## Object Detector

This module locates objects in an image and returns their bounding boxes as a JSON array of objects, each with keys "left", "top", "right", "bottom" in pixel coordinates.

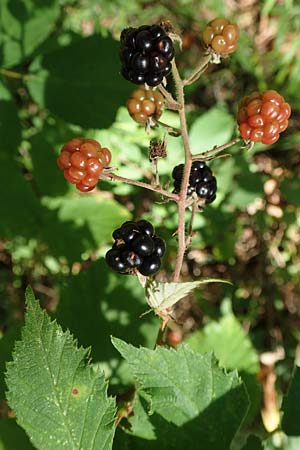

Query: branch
[
  {"left": 0, "top": 68, "right": 33, "bottom": 81},
  {"left": 157, "top": 83, "right": 179, "bottom": 109},
  {"left": 191, "top": 137, "right": 242, "bottom": 160},
  {"left": 100, "top": 171, "right": 179, "bottom": 201},
  {"left": 183, "top": 54, "right": 211, "bottom": 86},
  {"left": 154, "top": 119, "right": 181, "bottom": 136},
  {"left": 171, "top": 60, "right": 193, "bottom": 283}
]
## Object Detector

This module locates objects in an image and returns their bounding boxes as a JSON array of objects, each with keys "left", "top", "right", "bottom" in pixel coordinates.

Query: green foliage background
[{"left": 0, "top": 0, "right": 300, "bottom": 449}]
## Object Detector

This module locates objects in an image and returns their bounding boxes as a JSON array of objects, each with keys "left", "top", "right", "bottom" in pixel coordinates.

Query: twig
[
  {"left": 183, "top": 54, "right": 211, "bottom": 86},
  {"left": 158, "top": 83, "right": 179, "bottom": 108},
  {"left": 185, "top": 199, "right": 198, "bottom": 247},
  {"left": 151, "top": 159, "right": 160, "bottom": 186},
  {"left": 100, "top": 171, "right": 178, "bottom": 201},
  {"left": 0, "top": 68, "right": 33, "bottom": 81},
  {"left": 154, "top": 315, "right": 170, "bottom": 348},
  {"left": 154, "top": 119, "right": 181, "bottom": 136},
  {"left": 191, "top": 137, "right": 242, "bottom": 160}
]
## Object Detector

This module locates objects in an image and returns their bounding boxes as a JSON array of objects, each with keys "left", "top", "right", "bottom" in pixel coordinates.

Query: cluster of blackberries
[
  {"left": 106, "top": 220, "right": 166, "bottom": 276},
  {"left": 120, "top": 24, "right": 175, "bottom": 87},
  {"left": 172, "top": 161, "right": 217, "bottom": 204}
]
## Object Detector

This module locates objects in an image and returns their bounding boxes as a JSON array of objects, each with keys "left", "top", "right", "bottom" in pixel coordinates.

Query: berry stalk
[
  {"left": 100, "top": 171, "right": 179, "bottom": 201},
  {"left": 191, "top": 137, "right": 242, "bottom": 160},
  {"left": 183, "top": 53, "right": 211, "bottom": 86}
]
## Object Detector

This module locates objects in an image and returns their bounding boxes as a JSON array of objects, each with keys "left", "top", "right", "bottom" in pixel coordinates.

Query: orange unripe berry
[
  {"left": 57, "top": 138, "right": 112, "bottom": 192},
  {"left": 237, "top": 90, "right": 291, "bottom": 145},
  {"left": 127, "top": 87, "right": 164, "bottom": 124}
]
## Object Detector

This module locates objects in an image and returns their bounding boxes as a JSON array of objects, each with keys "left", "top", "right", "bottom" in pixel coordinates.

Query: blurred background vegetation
[{"left": 0, "top": 0, "right": 300, "bottom": 449}]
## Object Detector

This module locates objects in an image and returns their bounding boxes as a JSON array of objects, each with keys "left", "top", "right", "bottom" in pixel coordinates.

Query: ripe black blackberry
[
  {"left": 172, "top": 161, "right": 217, "bottom": 204},
  {"left": 120, "top": 24, "right": 175, "bottom": 87},
  {"left": 106, "top": 220, "right": 166, "bottom": 276}
]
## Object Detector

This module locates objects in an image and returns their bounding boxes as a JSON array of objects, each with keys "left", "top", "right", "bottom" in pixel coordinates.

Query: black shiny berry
[
  {"left": 145, "top": 72, "right": 164, "bottom": 87},
  {"left": 112, "top": 228, "right": 122, "bottom": 240},
  {"left": 157, "top": 37, "right": 174, "bottom": 59},
  {"left": 151, "top": 52, "right": 168, "bottom": 72},
  {"left": 136, "top": 30, "right": 153, "bottom": 51},
  {"left": 172, "top": 160, "right": 217, "bottom": 204},
  {"left": 132, "top": 235, "right": 155, "bottom": 257},
  {"left": 120, "top": 24, "right": 175, "bottom": 87},
  {"left": 139, "top": 255, "right": 161, "bottom": 276},
  {"left": 131, "top": 53, "right": 149, "bottom": 73},
  {"left": 121, "top": 228, "right": 140, "bottom": 245},
  {"left": 129, "top": 71, "right": 145, "bottom": 84},
  {"left": 107, "top": 219, "right": 165, "bottom": 276},
  {"left": 172, "top": 164, "right": 184, "bottom": 180},
  {"left": 105, "top": 249, "right": 128, "bottom": 274},
  {"left": 150, "top": 25, "right": 165, "bottom": 39},
  {"left": 121, "top": 250, "right": 143, "bottom": 268},
  {"left": 153, "top": 237, "right": 166, "bottom": 257},
  {"left": 136, "top": 220, "right": 154, "bottom": 237}
]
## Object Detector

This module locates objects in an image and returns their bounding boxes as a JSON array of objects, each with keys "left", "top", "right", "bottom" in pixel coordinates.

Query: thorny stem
[
  {"left": 171, "top": 59, "right": 193, "bottom": 283},
  {"left": 100, "top": 171, "right": 179, "bottom": 201},
  {"left": 183, "top": 54, "right": 211, "bottom": 86},
  {"left": 192, "top": 137, "right": 242, "bottom": 160}
]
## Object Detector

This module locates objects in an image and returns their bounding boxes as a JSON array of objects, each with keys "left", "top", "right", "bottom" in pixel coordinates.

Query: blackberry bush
[{"left": 4, "top": 11, "right": 294, "bottom": 450}]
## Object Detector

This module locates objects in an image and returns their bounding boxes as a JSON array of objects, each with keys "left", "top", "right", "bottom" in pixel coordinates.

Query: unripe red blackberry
[
  {"left": 203, "top": 18, "right": 239, "bottom": 56},
  {"left": 57, "top": 138, "right": 111, "bottom": 192},
  {"left": 106, "top": 220, "right": 165, "bottom": 276},
  {"left": 127, "top": 87, "right": 164, "bottom": 124},
  {"left": 120, "top": 24, "right": 175, "bottom": 87},
  {"left": 237, "top": 90, "right": 291, "bottom": 145}
]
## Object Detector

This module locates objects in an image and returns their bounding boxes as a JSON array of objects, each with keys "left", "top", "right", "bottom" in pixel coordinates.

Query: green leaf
[
  {"left": 0, "top": 0, "right": 60, "bottom": 67},
  {"left": 189, "top": 107, "right": 235, "bottom": 154},
  {"left": 241, "top": 435, "right": 263, "bottom": 450},
  {"left": 6, "top": 287, "right": 116, "bottom": 450},
  {"left": 281, "top": 178, "right": 300, "bottom": 206},
  {"left": 125, "top": 395, "right": 156, "bottom": 440},
  {"left": 145, "top": 278, "right": 231, "bottom": 313},
  {"left": 55, "top": 260, "right": 158, "bottom": 381},
  {"left": 0, "top": 159, "right": 42, "bottom": 240},
  {"left": 43, "top": 195, "right": 130, "bottom": 249},
  {"left": 186, "top": 314, "right": 259, "bottom": 374},
  {"left": 0, "top": 100, "right": 43, "bottom": 240},
  {"left": 0, "top": 418, "right": 35, "bottom": 450},
  {"left": 282, "top": 366, "right": 300, "bottom": 436},
  {"left": 0, "top": 326, "right": 21, "bottom": 401},
  {"left": 30, "top": 132, "right": 69, "bottom": 197},
  {"left": 112, "top": 338, "right": 249, "bottom": 449},
  {"left": 0, "top": 100, "right": 21, "bottom": 153},
  {"left": 27, "top": 35, "right": 131, "bottom": 128},
  {"left": 186, "top": 314, "right": 261, "bottom": 424}
]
